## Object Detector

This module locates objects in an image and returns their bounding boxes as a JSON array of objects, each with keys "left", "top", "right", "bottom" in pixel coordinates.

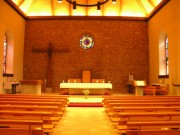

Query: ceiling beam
[
  {"left": 148, "top": 0, "right": 156, "bottom": 7},
  {"left": 26, "top": 0, "right": 37, "bottom": 15},
  {"left": 136, "top": 0, "right": 148, "bottom": 16},
  {"left": 17, "top": 0, "right": 25, "bottom": 7},
  {"left": 119, "top": 0, "right": 123, "bottom": 16},
  {"left": 50, "top": 0, "right": 55, "bottom": 16}
]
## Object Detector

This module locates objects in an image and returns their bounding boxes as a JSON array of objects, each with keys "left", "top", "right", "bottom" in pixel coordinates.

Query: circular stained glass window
[{"left": 80, "top": 35, "right": 94, "bottom": 49}]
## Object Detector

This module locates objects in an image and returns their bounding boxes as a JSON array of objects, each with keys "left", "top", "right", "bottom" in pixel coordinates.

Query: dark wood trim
[
  {"left": 3, "top": 73, "right": 14, "bottom": 77},
  {"left": 4, "top": 0, "right": 27, "bottom": 20},
  {"left": 27, "top": 16, "right": 147, "bottom": 21},
  {"left": 147, "top": 0, "right": 171, "bottom": 20},
  {"left": 158, "top": 75, "right": 169, "bottom": 78}
]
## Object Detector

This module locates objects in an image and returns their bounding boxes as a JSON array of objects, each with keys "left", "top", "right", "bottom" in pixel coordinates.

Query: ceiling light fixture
[
  {"left": 97, "top": 2, "right": 101, "bottom": 10},
  {"left": 58, "top": 0, "right": 62, "bottom": 3},
  {"left": 73, "top": 1, "right": 76, "bottom": 10},
  {"left": 60, "top": 0, "right": 110, "bottom": 10},
  {"left": 112, "top": 0, "right": 116, "bottom": 4}
]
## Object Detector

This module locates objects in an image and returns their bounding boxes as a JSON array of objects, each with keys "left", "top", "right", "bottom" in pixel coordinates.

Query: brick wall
[{"left": 24, "top": 19, "right": 149, "bottom": 94}]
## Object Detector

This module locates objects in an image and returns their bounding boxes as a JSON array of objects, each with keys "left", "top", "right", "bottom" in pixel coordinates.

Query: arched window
[
  {"left": 3, "top": 31, "right": 14, "bottom": 77},
  {"left": 3, "top": 35, "right": 8, "bottom": 74},
  {"left": 159, "top": 33, "right": 169, "bottom": 78}
]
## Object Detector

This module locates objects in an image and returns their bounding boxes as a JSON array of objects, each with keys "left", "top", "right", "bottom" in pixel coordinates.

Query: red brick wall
[{"left": 24, "top": 19, "right": 149, "bottom": 94}]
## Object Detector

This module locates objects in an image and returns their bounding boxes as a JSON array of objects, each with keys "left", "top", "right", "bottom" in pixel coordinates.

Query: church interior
[{"left": 1, "top": 0, "right": 180, "bottom": 135}]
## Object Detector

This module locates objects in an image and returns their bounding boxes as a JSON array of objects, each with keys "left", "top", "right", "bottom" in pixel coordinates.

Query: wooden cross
[{"left": 32, "top": 42, "right": 69, "bottom": 88}]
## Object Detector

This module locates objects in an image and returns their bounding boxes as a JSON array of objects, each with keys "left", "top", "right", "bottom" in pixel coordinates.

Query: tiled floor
[{"left": 50, "top": 97, "right": 119, "bottom": 135}]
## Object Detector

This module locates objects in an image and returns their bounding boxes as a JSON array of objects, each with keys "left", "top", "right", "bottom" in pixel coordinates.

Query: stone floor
[{"left": 50, "top": 96, "right": 119, "bottom": 135}]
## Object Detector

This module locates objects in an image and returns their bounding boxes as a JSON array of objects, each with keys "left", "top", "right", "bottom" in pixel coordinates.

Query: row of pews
[
  {"left": 0, "top": 94, "right": 69, "bottom": 135},
  {"left": 102, "top": 95, "right": 180, "bottom": 135}
]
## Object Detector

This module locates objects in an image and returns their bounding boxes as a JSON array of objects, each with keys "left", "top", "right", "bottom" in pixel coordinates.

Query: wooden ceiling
[{"left": 5, "top": 0, "right": 170, "bottom": 20}]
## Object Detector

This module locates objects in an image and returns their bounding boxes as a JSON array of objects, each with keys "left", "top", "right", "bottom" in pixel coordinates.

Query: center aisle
[{"left": 51, "top": 107, "right": 119, "bottom": 135}]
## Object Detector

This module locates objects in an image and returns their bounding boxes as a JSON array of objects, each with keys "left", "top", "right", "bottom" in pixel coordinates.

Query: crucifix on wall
[{"left": 32, "top": 42, "right": 69, "bottom": 89}]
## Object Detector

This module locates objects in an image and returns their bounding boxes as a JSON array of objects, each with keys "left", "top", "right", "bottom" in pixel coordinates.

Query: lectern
[{"left": 134, "top": 80, "right": 146, "bottom": 96}]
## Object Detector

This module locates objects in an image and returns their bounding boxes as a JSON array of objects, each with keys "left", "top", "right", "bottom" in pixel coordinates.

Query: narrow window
[
  {"left": 165, "top": 37, "right": 169, "bottom": 75},
  {"left": 3, "top": 35, "right": 8, "bottom": 74},
  {"left": 3, "top": 32, "right": 14, "bottom": 77},
  {"left": 159, "top": 33, "right": 169, "bottom": 78}
]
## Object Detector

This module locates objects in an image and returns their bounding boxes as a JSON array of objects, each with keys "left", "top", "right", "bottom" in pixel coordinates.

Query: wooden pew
[
  {"left": 127, "top": 130, "right": 180, "bottom": 135},
  {"left": 0, "top": 94, "right": 69, "bottom": 113},
  {"left": 108, "top": 106, "right": 180, "bottom": 116},
  {"left": 103, "top": 96, "right": 180, "bottom": 105},
  {"left": 104, "top": 97, "right": 180, "bottom": 117},
  {"left": 104, "top": 99, "right": 180, "bottom": 108},
  {"left": 126, "top": 121, "right": 180, "bottom": 135},
  {"left": 0, "top": 96, "right": 67, "bottom": 101},
  {"left": 113, "top": 112, "right": 180, "bottom": 127},
  {"left": 106, "top": 102, "right": 180, "bottom": 112},
  {"left": 0, "top": 100, "right": 66, "bottom": 118},
  {"left": 0, "top": 98, "right": 67, "bottom": 110},
  {"left": 0, "top": 94, "right": 69, "bottom": 102},
  {"left": 103, "top": 96, "right": 180, "bottom": 134},
  {"left": 0, "top": 104, "right": 60, "bottom": 113},
  {"left": 0, "top": 94, "right": 68, "bottom": 97},
  {"left": 0, "top": 119, "right": 43, "bottom": 135},
  {"left": 0, "top": 94, "right": 69, "bottom": 134},
  {"left": 0, "top": 110, "right": 59, "bottom": 133},
  {"left": 0, "top": 100, "right": 64, "bottom": 108},
  {"left": 102, "top": 96, "right": 180, "bottom": 103}
]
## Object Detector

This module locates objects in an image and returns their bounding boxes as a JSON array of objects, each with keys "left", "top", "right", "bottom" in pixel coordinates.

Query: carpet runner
[{"left": 68, "top": 102, "right": 103, "bottom": 107}]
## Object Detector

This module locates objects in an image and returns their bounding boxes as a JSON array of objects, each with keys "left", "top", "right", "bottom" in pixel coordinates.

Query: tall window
[
  {"left": 3, "top": 32, "right": 14, "bottom": 77},
  {"left": 3, "top": 35, "right": 8, "bottom": 74},
  {"left": 159, "top": 33, "right": 169, "bottom": 78},
  {"left": 165, "top": 37, "right": 169, "bottom": 75}
]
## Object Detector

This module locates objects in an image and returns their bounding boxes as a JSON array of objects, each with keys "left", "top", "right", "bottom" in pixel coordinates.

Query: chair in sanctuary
[{"left": 143, "top": 86, "right": 157, "bottom": 96}]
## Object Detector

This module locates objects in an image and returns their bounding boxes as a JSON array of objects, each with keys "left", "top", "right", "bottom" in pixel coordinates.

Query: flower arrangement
[{"left": 82, "top": 89, "right": 91, "bottom": 98}]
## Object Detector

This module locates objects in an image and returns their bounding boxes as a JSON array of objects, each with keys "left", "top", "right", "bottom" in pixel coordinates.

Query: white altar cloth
[{"left": 60, "top": 83, "right": 112, "bottom": 89}]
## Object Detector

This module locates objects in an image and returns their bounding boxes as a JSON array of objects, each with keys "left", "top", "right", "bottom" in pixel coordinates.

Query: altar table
[{"left": 60, "top": 83, "right": 112, "bottom": 95}]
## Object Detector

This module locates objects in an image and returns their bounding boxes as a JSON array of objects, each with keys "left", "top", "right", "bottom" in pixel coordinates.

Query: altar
[
  {"left": 60, "top": 83, "right": 112, "bottom": 95},
  {"left": 20, "top": 80, "right": 43, "bottom": 95}
]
